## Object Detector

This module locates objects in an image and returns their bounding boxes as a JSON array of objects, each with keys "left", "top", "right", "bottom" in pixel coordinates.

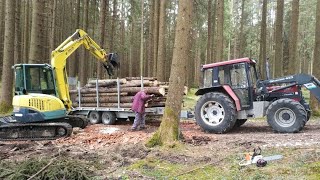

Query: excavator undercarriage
[{"left": 0, "top": 115, "right": 88, "bottom": 141}]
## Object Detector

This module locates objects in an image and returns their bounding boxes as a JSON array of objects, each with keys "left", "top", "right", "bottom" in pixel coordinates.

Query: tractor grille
[{"left": 29, "top": 98, "right": 47, "bottom": 111}]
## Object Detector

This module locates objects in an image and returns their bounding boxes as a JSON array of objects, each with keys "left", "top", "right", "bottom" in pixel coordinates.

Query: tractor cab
[
  {"left": 196, "top": 58, "right": 258, "bottom": 110},
  {"left": 14, "top": 64, "right": 57, "bottom": 96}
]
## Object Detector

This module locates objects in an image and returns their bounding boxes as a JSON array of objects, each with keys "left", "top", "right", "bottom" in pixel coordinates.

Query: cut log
[
  {"left": 76, "top": 96, "right": 134, "bottom": 103},
  {"left": 80, "top": 92, "right": 128, "bottom": 97},
  {"left": 70, "top": 86, "right": 166, "bottom": 96},
  {"left": 125, "top": 77, "right": 157, "bottom": 81},
  {"left": 121, "top": 80, "right": 159, "bottom": 87},
  {"left": 73, "top": 103, "right": 132, "bottom": 108},
  {"left": 86, "top": 78, "right": 127, "bottom": 87}
]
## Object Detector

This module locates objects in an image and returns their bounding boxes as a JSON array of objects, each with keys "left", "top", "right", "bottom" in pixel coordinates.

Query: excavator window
[{"left": 24, "top": 66, "right": 56, "bottom": 95}]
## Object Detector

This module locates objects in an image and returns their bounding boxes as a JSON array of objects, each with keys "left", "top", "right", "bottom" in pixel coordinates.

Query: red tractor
[{"left": 195, "top": 58, "right": 320, "bottom": 133}]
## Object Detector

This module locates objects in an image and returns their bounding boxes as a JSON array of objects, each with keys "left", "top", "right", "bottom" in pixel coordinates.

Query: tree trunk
[
  {"left": 156, "top": 0, "right": 167, "bottom": 81},
  {"left": 23, "top": 0, "right": 30, "bottom": 64},
  {"left": 0, "top": 0, "right": 5, "bottom": 74},
  {"left": 210, "top": 0, "right": 216, "bottom": 63},
  {"left": 97, "top": 0, "right": 107, "bottom": 79},
  {"left": 0, "top": 0, "right": 15, "bottom": 111},
  {"left": 207, "top": 0, "right": 212, "bottom": 63},
  {"left": 147, "top": 0, "right": 193, "bottom": 147},
  {"left": 311, "top": 0, "right": 320, "bottom": 113},
  {"left": 215, "top": 0, "right": 224, "bottom": 62},
  {"left": 152, "top": 0, "right": 160, "bottom": 76},
  {"left": 288, "top": 0, "right": 299, "bottom": 75},
  {"left": 147, "top": 0, "right": 155, "bottom": 77},
  {"left": 68, "top": 0, "right": 80, "bottom": 78},
  {"left": 29, "top": 0, "right": 46, "bottom": 63},
  {"left": 14, "top": 0, "right": 22, "bottom": 64},
  {"left": 239, "top": 0, "right": 246, "bottom": 58},
  {"left": 79, "top": 0, "right": 89, "bottom": 86},
  {"left": 274, "top": 0, "right": 284, "bottom": 78},
  {"left": 259, "top": 0, "right": 267, "bottom": 79}
]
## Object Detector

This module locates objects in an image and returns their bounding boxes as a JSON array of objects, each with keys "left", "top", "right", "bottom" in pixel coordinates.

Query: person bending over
[{"left": 130, "top": 89, "right": 154, "bottom": 131}]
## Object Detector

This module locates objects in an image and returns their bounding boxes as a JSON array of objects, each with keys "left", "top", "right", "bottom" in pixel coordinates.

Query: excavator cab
[{"left": 14, "top": 64, "right": 57, "bottom": 96}]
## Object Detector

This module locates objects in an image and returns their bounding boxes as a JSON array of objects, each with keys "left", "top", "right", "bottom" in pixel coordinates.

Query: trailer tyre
[
  {"left": 88, "top": 111, "right": 102, "bottom": 124},
  {"left": 195, "top": 92, "right": 237, "bottom": 133},
  {"left": 101, "top": 112, "right": 116, "bottom": 125},
  {"left": 267, "top": 98, "right": 307, "bottom": 133}
]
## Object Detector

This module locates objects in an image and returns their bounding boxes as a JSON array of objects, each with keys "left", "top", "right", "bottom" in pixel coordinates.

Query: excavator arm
[{"left": 51, "top": 29, "right": 118, "bottom": 111}]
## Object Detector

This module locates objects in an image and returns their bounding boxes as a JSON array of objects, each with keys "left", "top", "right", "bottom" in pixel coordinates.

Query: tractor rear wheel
[
  {"left": 195, "top": 92, "right": 237, "bottom": 133},
  {"left": 266, "top": 98, "right": 307, "bottom": 133}
]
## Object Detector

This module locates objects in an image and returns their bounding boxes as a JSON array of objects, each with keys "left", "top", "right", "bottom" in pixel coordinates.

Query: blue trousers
[{"left": 132, "top": 112, "right": 146, "bottom": 129}]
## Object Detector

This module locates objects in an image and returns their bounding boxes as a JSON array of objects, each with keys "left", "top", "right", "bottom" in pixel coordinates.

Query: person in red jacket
[{"left": 130, "top": 89, "right": 154, "bottom": 131}]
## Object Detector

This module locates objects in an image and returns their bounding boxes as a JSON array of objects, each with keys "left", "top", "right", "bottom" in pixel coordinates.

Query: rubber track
[{"left": 0, "top": 122, "right": 72, "bottom": 141}]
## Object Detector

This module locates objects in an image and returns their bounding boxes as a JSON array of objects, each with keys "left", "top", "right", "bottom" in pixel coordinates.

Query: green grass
[
  {"left": 182, "top": 88, "right": 199, "bottom": 110},
  {"left": 126, "top": 148, "right": 320, "bottom": 179}
]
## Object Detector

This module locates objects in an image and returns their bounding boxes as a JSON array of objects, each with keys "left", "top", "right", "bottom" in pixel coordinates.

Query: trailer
[{"left": 69, "top": 78, "right": 166, "bottom": 125}]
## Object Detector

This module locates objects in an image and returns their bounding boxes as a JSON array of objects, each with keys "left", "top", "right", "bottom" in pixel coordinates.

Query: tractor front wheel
[
  {"left": 195, "top": 92, "right": 237, "bottom": 133},
  {"left": 266, "top": 98, "right": 307, "bottom": 133}
]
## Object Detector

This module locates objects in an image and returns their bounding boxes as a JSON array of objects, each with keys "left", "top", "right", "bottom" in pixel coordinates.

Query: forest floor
[{"left": 1, "top": 118, "right": 320, "bottom": 179}]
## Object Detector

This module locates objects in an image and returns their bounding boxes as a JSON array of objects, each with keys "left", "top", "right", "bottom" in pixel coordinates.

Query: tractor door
[{"left": 219, "top": 63, "right": 253, "bottom": 109}]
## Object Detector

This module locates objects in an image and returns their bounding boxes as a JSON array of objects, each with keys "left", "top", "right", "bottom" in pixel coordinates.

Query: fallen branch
[
  {"left": 174, "top": 158, "right": 225, "bottom": 177},
  {"left": 27, "top": 158, "right": 55, "bottom": 180}
]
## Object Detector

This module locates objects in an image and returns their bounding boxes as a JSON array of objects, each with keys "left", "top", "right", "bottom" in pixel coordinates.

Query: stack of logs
[{"left": 70, "top": 77, "right": 183, "bottom": 108}]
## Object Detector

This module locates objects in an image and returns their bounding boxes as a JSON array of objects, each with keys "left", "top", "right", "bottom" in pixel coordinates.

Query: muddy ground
[{"left": 1, "top": 118, "right": 320, "bottom": 179}]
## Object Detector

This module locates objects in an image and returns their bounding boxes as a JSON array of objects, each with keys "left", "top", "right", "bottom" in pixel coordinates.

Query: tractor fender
[{"left": 195, "top": 85, "right": 241, "bottom": 111}]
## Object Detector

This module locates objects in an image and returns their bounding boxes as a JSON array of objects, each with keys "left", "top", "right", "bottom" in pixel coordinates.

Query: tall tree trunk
[
  {"left": 210, "top": 0, "right": 217, "bottom": 63},
  {"left": 207, "top": 0, "right": 212, "bottom": 63},
  {"left": 68, "top": 0, "right": 80, "bottom": 78},
  {"left": 0, "top": 0, "right": 6, "bottom": 74},
  {"left": 152, "top": 0, "right": 160, "bottom": 76},
  {"left": 49, "top": 0, "right": 57, "bottom": 53},
  {"left": 14, "top": 0, "right": 22, "bottom": 64},
  {"left": 147, "top": 0, "right": 193, "bottom": 147},
  {"left": 215, "top": 0, "right": 224, "bottom": 62},
  {"left": 97, "top": 0, "right": 107, "bottom": 79},
  {"left": 147, "top": 0, "right": 155, "bottom": 77},
  {"left": 23, "top": 0, "right": 30, "bottom": 63},
  {"left": 110, "top": 0, "right": 117, "bottom": 52},
  {"left": 274, "top": 0, "right": 284, "bottom": 78},
  {"left": 29, "top": 0, "right": 46, "bottom": 63},
  {"left": 239, "top": 0, "right": 246, "bottom": 58},
  {"left": 259, "top": 0, "right": 267, "bottom": 79},
  {"left": 80, "top": 0, "right": 89, "bottom": 86},
  {"left": 311, "top": 0, "right": 320, "bottom": 113},
  {"left": 288, "top": 0, "right": 299, "bottom": 75},
  {"left": 0, "top": 0, "right": 15, "bottom": 110},
  {"left": 156, "top": 0, "right": 166, "bottom": 81}
]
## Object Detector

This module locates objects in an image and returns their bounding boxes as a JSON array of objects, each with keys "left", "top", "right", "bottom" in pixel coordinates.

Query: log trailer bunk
[
  {"left": 195, "top": 58, "right": 320, "bottom": 133},
  {"left": 0, "top": 29, "right": 119, "bottom": 140}
]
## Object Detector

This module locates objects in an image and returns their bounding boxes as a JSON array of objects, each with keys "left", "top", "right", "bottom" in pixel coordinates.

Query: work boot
[
  {"left": 139, "top": 126, "right": 146, "bottom": 130},
  {"left": 128, "top": 127, "right": 138, "bottom": 132}
]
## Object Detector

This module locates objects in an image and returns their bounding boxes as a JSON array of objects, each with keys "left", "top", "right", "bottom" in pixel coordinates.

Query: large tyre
[
  {"left": 234, "top": 119, "right": 247, "bottom": 128},
  {"left": 88, "top": 111, "right": 101, "bottom": 124},
  {"left": 195, "top": 92, "right": 237, "bottom": 133},
  {"left": 266, "top": 98, "right": 307, "bottom": 133},
  {"left": 101, "top": 111, "right": 116, "bottom": 125}
]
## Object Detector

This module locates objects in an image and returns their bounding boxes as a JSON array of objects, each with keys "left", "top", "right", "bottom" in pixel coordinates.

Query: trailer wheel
[
  {"left": 195, "top": 92, "right": 237, "bottom": 133},
  {"left": 88, "top": 111, "right": 101, "bottom": 124},
  {"left": 101, "top": 112, "right": 116, "bottom": 125},
  {"left": 234, "top": 119, "right": 247, "bottom": 128},
  {"left": 267, "top": 98, "right": 307, "bottom": 133}
]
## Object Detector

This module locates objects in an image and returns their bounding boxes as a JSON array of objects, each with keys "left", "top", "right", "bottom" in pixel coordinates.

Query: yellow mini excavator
[{"left": 0, "top": 29, "right": 119, "bottom": 140}]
